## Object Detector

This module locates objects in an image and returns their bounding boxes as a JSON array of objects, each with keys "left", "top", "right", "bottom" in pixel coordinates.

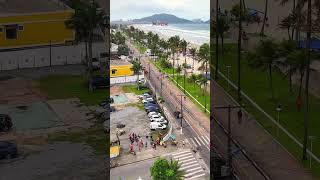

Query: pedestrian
[
  {"left": 182, "top": 140, "right": 185, "bottom": 147},
  {"left": 138, "top": 141, "right": 142, "bottom": 152},
  {"left": 140, "top": 139, "right": 144, "bottom": 146},
  {"left": 129, "top": 143, "right": 134, "bottom": 153},
  {"left": 145, "top": 141, "right": 148, "bottom": 148}
]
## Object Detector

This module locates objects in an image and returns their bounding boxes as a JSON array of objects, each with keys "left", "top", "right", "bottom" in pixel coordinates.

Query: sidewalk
[{"left": 211, "top": 80, "right": 314, "bottom": 180}]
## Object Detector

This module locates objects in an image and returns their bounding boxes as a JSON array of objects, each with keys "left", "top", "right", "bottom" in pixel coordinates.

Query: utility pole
[
  {"left": 49, "top": 40, "right": 52, "bottom": 67},
  {"left": 303, "top": 0, "right": 312, "bottom": 160},
  {"left": 214, "top": 105, "right": 243, "bottom": 175},
  {"left": 177, "top": 94, "right": 186, "bottom": 134},
  {"left": 215, "top": 0, "right": 219, "bottom": 80},
  {"left": 237, "top": 0, "right": 242, "bottom": 102}
]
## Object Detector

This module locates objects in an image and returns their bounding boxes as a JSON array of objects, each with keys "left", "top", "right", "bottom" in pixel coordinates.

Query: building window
[
  {"left": 5, "top": 25, "right": 17, "bottom": 39},
  {"left": 18, "top": 25, "right": 24, "bottom": 31},
  {"left": 112, "top": 69, "right": 117, "bottom": 74}
]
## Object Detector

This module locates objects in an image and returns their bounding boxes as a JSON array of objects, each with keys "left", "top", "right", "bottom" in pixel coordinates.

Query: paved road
[{"left": 110, "top": 149, "right": 209, "bottom": 180}]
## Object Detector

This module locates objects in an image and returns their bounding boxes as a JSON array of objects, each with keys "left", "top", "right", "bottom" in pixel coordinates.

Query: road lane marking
[
  {"left": 171, "top": 150, "right": 191, "bottom": 156},
  {"left": 193, "top": 137, "right": 201, "bottom": 146},
  {"left": 180, "top": 164, "right": 199, "bottom": 170},
  {"left": 189, "top": 138, "right": 198, "bottom": 147},
  {"left": 197, "top": 136, "right": 205, "bottom": 146},
  {"left": 184, "top": 173, "right": 206, "bottom": 180},
  {"left": 173, "top": 152, "right": 193, "bottom": 159},
  {"left": 201, "top": 136, "right": 209, "bottom": 145}
]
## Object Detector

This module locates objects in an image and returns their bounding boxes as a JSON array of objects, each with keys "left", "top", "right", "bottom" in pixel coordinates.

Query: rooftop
[
  {"left": 0, "top": 0, "right": 71, "bottom": 16},
  {"left": 111, "top": 60, "right": 132, "bottom": 66}
]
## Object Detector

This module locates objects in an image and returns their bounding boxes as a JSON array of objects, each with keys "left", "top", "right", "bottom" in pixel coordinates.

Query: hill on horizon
[{"left": 130, "top": 13, "right": 194, "bottom": 24}]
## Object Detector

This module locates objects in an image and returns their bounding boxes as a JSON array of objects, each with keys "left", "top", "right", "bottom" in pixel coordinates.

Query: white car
[
  {"left": 138, "top": 78, "right": 145, "bottom": 83},
  {"left": 142, "top": 97, "right": 154, "bottom": 104},
  {"left": 150, "top": 114, "right": 164, "bottom": 120},
  {"left": 150, "top": 122, "right": 167, "bottom": 130},
  {"left": 148, "top": 112, "right": 161, "bottom": 118}
]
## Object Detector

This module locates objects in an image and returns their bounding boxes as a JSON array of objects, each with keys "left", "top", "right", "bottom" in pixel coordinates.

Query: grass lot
[
  {"left": 122, "top": 84, "right": 150, "bottom": 95},
  {"left": 38, "top": 75, "right": 108, "bottom": 105},
  {"left": 215, "top": 44, "right": 320, "bottom": 177}
]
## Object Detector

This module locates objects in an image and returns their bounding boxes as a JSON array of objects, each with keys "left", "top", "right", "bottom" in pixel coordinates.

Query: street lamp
[
  {"left": 226, "top": 65, "right": 232, "bottom": 92},
  {"left": 276, "top": 104, "right": 282, "bottom": 136},
  {"left": 177, "top": 94, "right": 186, "bottom": 134},
  {"left": 214, "top": 104, "right": 244, "bottom": 175},
  {"left": 308, "top": 136, "right": 317, "bottom": 168}
]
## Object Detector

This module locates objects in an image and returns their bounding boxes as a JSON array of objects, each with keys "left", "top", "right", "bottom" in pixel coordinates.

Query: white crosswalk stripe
[
  {"left": 170, "top": 150, "right": 206, "bottom": 180},
  {"left": 185, "top": 136, "right": 210, "bottom": 149}
]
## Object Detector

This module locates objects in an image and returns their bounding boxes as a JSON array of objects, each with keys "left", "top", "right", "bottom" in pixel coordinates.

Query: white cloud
[{"left": 111, "top": 0, "right": 209, "bottom": 21}]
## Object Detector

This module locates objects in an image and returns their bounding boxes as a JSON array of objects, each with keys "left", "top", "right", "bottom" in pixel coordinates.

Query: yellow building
[
  {"left": 110, "top": 60, "right": 134, "bottom": 77},
  {"left": 0, "top": 0, "right": 75, "bottom": 50}
]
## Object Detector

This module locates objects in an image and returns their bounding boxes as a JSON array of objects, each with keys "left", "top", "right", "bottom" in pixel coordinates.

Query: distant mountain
[
  {"left": 191, "top": 19, "right": 204, "bottom": 23},
  {"left": 131, "top": 13, "right": 193, "bottom": 24},
  {"left": 205, "top": 20, "right": 210, "bottom": 23}
]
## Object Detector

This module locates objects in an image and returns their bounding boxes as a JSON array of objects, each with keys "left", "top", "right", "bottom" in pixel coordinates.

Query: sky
[{"left": 110, "top": 0, "right": 210, "bottom": 21}]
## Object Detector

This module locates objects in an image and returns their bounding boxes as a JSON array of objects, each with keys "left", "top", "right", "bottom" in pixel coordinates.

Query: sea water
[{"left": 134, "top": 23, "right": 210, "bottom": 45}]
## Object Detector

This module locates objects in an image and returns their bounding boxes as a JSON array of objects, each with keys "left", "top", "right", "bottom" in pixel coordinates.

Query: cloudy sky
[{"left": 111, "top": 0, "right": 210, "bottom": 21}]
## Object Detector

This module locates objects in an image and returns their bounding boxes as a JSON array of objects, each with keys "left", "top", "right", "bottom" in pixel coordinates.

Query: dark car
[
  {"left": 0, "top": 141, "right": 17, "bottom": 159},
  {"left": 0, "top": 114, "right": 13, "bottom": 132},
  {"left": 89, "top": 76, "right": 109, "bottom": 90},
  {"left": 145, "top": 106, "right": 159, "bottom": 113},
  {"left": 144, "top": 103, "right": 159, "bottom": 108}
]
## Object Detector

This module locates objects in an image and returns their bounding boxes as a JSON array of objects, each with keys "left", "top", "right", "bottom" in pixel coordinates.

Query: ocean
[{"left": 133, "top": 23, "right": 210, "bottom": 45}]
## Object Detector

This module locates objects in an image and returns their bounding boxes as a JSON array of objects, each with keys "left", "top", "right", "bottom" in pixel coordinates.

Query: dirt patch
[
  {"left": 110, "top": 85, "right": 124, "bottom": 95},
  {"left": 0, "top": 78, "right": 47, "bottom": 105}
]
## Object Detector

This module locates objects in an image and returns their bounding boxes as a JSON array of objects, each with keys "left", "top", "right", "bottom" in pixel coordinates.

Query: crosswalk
[
  {"left": 171, "top": 150, "right": 206, "bottom": 180},
  {"left": 184, "top": 136, "right": 210, "bottom": 149}
]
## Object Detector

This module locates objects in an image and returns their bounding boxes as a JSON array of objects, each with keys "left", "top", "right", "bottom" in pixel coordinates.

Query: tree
[
  {"left": 189, "top": 74, "right": 198, "bottom": 89},
  {"left": 65, "top": 0, "right": 108, "bottom": 91},
  {"left": 176, "top": 65, "right": 182, "bottom": 80},
  {"left": 198, "top": 76, "right": 208, "bottom": 111},
  {"left": 278, "top": 13, "right": 297, "bottom": 40},
  {"left": 247, "top": 39, "right": 279, "bottom": 99},
  {"left": 132, "top": 60, "right": 143, "bottom": 90},
  {"left": 150, "top": 158, "right": 185, "bottom": 180},
  {"left": 189, "top": 47, "right": 197, "bottom": 72},
  {"left": 118, "top": 45, "right": 129, "bottom": 56},
  {"left": 198, "top": 43, "right": 210, "bottom": 112},
  {"left": 278, "top": 39, "right": 297, "bottom": 92},
  {"left": 180, "top": 39, "right": 188, "bottom": 93},
  {"left": 168, "top": 36, "right": 181, "bottom": 80},
  {"left": 261, "top": 0, "right": 269, "bottom": 36}
]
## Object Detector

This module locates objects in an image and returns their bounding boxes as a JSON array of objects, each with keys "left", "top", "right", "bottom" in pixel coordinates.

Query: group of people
[{"left": 129, "top": 133, "right": 147, "bottom": 154}]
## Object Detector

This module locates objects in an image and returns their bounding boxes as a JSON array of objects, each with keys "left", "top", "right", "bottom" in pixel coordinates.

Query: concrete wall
[{"left": 0, "top": 42, "right": 107, "bottom": 71}]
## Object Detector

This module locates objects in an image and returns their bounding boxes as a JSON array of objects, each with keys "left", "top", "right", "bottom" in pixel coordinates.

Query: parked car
[
  {"left": 89, "top": 76, "right": 109, "bottom": 90},
  {"left": 142, "top": 97, "right": 154, "bottom": 104},
  {"left": 149, "top": 114, "right": 165, "bottom": 121},
  {"left": 146, "top": 106, "right": 160, "bottom": 113},
  {"left": 144, "top": 103, "right": 159, "bottom": 108},
  {"left": 138, "top": 78, "right": 145, "bottom": 83},
  {"left": 0, "top": 114, "right": 12, "bottom": 132},
  {"left": 150, "top": 118, "right": 168, "bottom": 125},
  {"left": 138, "top": 93, "right": 151, "bottom": 100},
  {"left": 148, "top": 112, "right": 162, "bottom": 118},
  {"left": 150, "top": 122, "right": 166, "bottom": 130},
  {"left": 0, "top": 141, "right": 17, "bottom": 159}
]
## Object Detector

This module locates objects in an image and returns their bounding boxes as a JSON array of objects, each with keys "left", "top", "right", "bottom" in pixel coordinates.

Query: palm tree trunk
[
  {"left": 298, "top": 71, "right": 304, "bottom": 98},
  {"left": 289, "top": 67, "right": 293, "bottom": 93},
  {"left": 261, "top": 0, "right": 269, "bottom": 36},
  {"left": 268, "top": 64, "right": 274, "bottom": 99},
  {"left": 184, "top": 55, "right": 186, "bottom": 94},
  {"left": 237, "top": 0, "right": 243, "bottom": 102},
  {"left": 88, "top": 31, "right": 93, "bottom": 92},
  {"left": 192, "top": 56, "right": 195, "bottom": 73}
]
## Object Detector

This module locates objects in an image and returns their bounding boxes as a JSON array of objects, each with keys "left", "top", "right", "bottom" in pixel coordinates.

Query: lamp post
[
  {"left": 214, "top": 104, "right": 244, "bottom": 176},
  {"left": 178, "top": 94, "right": 186, "bottom": 134},
  {"left": 226, "top": 65, "right": 232, "bottom": 91},
  {"left": 276, "top": 104, "right": 282, "bottom": 136},
  {"left": 308, "top": 136, "right": 317, "bottom": 168}
]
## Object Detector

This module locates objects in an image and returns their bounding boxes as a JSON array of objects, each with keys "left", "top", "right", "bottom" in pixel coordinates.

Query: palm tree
[
  {"left": 198, "top": 43, "right": 210, "bottom": 80},
  {"left": 180, "top": 39, "right": 188, "bottom": 94},
  {"left": 132, "top": 60, "right": 143, "bottom": 90},
  {"left": 261, "top": 0, "right": 269, "bottom": 36},
  {"left": 247, "top": 39, "right": 279, "bottom": 100},
  {"left": 278, "top": 13, "right": 297, "bottom": 40},
  {"left": 65, "top": 0, "right": 108, "bottom": 91},
  {"left": 189, "top": 74, "right": 198, "bottom": 89},
  {"left": 189, "top": 47, "right": 197, "bottom": 72},
  {"left": 217, "top": 13, "right": 230, "bottom": 63},
  {"left": 168, "top": 36, "right": 181, "bottom": 80},
  {"left": 278, "top": 39, "right": 297, "bottom": 92},
  {"left": 150, "top": 158, "right": 185, "bottom": 180}
]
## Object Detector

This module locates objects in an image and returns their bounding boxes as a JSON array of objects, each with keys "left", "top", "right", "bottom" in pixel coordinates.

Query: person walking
[{"left": 130, "top": 143, "right": 134, "bottom": 154}]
